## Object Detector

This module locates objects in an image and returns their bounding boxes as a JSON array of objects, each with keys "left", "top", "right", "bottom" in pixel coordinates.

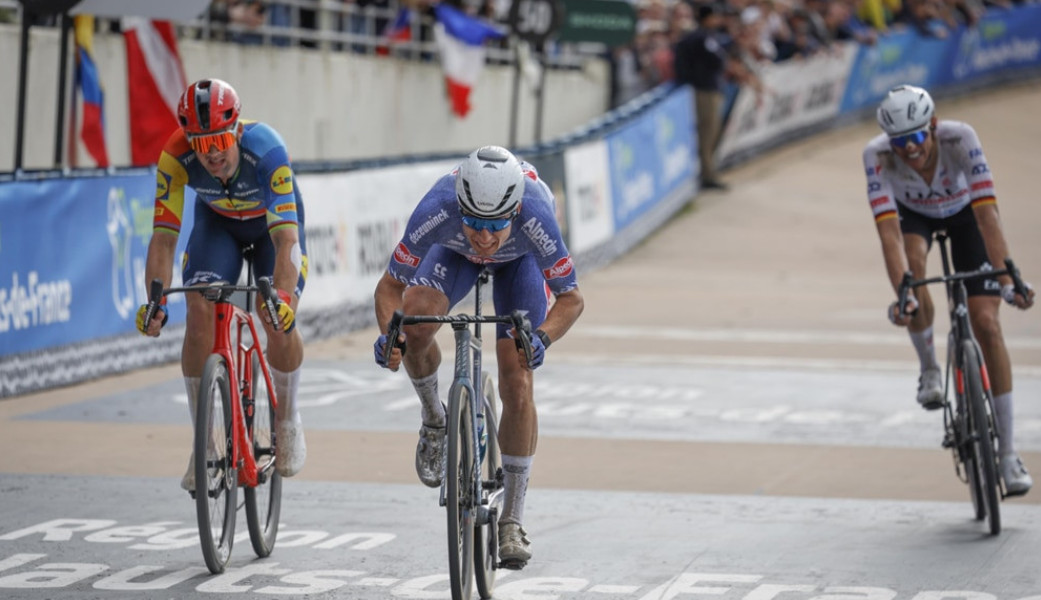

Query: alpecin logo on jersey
[
  {"left": 543, "top": 256, "right": 573, "bottom": 280},
  {"left": 521, "top": 217, "right": 558, "bottom": 257},
  {"left": 393, "top": 242, "right": 420, "bottom": 267}
]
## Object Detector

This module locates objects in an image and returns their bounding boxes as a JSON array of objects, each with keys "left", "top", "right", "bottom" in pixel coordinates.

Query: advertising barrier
[
  {"left": 0, "top": 173, "right": 193, "bottom": 357},
  {"left": 4, "top": 4, "right": 1041, "bottom": 395}
]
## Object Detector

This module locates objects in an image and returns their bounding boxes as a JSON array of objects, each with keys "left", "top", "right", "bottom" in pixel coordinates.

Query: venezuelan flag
[{"left": 75, "top": 15, "right": 109, "bottom": 167}]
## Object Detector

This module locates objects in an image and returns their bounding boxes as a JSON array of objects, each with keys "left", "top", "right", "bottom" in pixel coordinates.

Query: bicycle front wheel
[
  {"left": 446, "top": 381, "right": 476, "bottom": 600},
  {"left": 195, "top": 354, "right": 239, "bottom": 574},
  {"left": 245, "top": 353, "right": 282, "bottom": 558},
  {"left": 475, "top": 371, "right": 502, "bottom": 599},
  {"left": 962, "top": 340, "right": 1001, "bottom": 535}
]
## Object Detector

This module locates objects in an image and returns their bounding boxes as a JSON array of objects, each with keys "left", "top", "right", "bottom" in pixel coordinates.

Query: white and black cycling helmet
[
  {"left": 455, "top": 146, "right": 526, "bottom": 219},
  {"left": 876, "top": 84, "right": 934, "bottom": 137}
]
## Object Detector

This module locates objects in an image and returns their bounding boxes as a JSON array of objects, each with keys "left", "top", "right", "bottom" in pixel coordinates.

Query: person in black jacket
[{"left": 673, "top": 2, "right": 734, "bottom": 191}]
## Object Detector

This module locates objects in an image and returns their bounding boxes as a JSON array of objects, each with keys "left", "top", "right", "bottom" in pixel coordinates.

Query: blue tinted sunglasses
[
  {"left": 461, "top": 214, "right": 515, "bottom": 232},
  {"left": 889, "top": 129, "right": 929, "bottom": 149}
]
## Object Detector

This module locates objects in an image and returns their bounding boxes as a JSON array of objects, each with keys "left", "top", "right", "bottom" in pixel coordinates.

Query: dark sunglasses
[
  {"left": 461, "top": 214, "right": 515, "bottom": 232},
  {"left": 889, "top": 129, "right": 929, "bottom": 149}
]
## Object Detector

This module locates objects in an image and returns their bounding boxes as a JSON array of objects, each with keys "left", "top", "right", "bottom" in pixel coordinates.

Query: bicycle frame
[
  {"left": 896, "top": 231, "right": 1029, "bottom": 533},
  {"left": 149, "top": 270, "right": 281, "bottom": 490},
  {"left": 384, "top": 271, "right": 530, "bottom": 517},
  {"left": 929, "top": 235, "right": 994, "bottom": 465}
]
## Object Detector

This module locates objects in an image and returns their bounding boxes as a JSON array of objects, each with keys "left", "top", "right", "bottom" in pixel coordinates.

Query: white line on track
[
  {"left": 556, "top": 352, "right": 1041, "bottom": 377},
  {"left": 573, "top": 325, "right": 1041, "bottom": 349}
]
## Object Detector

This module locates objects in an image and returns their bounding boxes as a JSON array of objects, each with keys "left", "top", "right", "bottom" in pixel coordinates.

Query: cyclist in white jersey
[{"left": 863, "top": 84, "right": 1035, "bottom": 495}]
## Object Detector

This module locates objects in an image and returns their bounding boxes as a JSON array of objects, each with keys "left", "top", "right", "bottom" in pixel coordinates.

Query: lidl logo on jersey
[
  {"left": 155, "top": 171, "right": 171, "bottom": 201},
  {"left": 270, "top": 166, "right": 294, "bottom": 195}
]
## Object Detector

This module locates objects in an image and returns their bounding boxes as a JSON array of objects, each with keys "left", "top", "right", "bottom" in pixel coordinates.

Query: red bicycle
[{"left": 143, "top": 254, "right": 283, "bottom": 574}]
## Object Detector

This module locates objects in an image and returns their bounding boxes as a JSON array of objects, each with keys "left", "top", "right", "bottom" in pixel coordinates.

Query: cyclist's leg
[
  {"left": 952, "top": 218, "right": 1031, "bottom": 492},
  {"left": 179, "top": 209, "right": 243, "bottom": 490},
  {"left": 490, "top": 255, "right": 548, "bottom": 564},
  {"left": 252, "top": 223, "right": 308, "bottom": 476},
  {"left": 898, "top": 207, "right": 943, "bottom": 407},
  {"left": 401, "top": 247, "right": 481, "bottom": 486}
]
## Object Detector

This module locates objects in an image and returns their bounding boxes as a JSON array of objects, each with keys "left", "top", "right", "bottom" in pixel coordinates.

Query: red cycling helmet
[{"left": 178, "top": 78, "right": 241, "bottom": 136}]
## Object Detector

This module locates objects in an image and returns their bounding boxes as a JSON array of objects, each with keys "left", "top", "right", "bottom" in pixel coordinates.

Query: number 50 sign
[{"left": 508, "top": 0, "right": 563, "bottom": 44}]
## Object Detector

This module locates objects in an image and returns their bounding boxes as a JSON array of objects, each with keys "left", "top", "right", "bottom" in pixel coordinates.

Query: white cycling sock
[
  {"left": 500, "top": 454, "right": 534, "bottom": 526},
  {"left": 993, "top": 391, "right": 1015, "bottom": 456},
  {"left": 411, "top": 373, "right": 444, "bottom": 427},
  {"left": 909, "top": 327, "right": 940, "bottom": 372},
  {"left": 184, "top": 376, "right": 200, "bottom": 422},
  {"left": 270, "top": 366, "right": 302, "bottom": 424}
]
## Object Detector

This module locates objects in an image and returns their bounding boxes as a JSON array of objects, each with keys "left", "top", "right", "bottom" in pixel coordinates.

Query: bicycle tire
[
  {"left": 245, "top": 352, "right": 282, "bottom": 558},
  {"left": 195, "top": 353, "right": 239, "bottom": 574},
  {"left": 961, "top": 340, "right": 1001, "bottom": 535},
  {"left": 475, "top": 371, "right": 502, "bottom": 599},
  {"left": 446, "top": 381, "right": 476, "bottom": 600}
]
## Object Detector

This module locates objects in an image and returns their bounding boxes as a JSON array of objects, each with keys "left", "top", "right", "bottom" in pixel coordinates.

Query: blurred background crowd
[{"left": 5, "top": 0, "right": 1037, "bottom": 110}]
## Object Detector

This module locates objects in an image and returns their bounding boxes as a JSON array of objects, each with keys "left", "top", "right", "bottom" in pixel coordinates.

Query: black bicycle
[
  {"left": 897, "top": 231, "right": 1029, "bottom": 536},
  {"left": 384, "top": 270, "right": 535, "bottom": 600}
]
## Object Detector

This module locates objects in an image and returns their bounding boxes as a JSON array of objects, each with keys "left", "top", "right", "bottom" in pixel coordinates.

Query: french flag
[
  {"left": 377, "top": 7, "right": 412, "bottom": 55},
  {"left": 74, "top": 15, "right": 109, "bottom": 167},
  {"left": 122, "top": 18, "right": 187, "bottom": 166},
  {"left": 432, "top": 3, "right": 506, "bottom": 118}
]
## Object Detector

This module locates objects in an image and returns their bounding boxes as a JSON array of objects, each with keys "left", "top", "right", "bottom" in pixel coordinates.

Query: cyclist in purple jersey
[
  {"left": 136, "top": 79, "right": 309, "bottom": 492},
  {"left": 373, "top": 146, "right": 585, "bottom": 567},
  {"left": 865, "top": 85, "right": 1035, "bottom": 495}
]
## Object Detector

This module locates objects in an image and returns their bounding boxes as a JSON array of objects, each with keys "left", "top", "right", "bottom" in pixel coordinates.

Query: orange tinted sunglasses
[{"left": 187, "top": 128, "right": 237, "bottom": 154}]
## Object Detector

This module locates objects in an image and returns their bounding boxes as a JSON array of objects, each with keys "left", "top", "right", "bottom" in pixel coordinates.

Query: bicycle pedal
[{"left": 498, "top": 559, "right": 527, "bottom": 570}]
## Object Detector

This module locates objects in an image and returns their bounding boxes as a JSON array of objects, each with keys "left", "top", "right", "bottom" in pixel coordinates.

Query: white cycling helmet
[
  {"left": 877, "top": 85, "right": 934, "bottom": 137},
  {"left": 455, "top": 146, "right": 526, "bottom": 219}
]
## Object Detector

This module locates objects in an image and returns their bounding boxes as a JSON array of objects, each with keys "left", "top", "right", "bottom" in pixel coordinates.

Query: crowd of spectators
[{"left": 612, "top": 0, "right": 1039, "bottom": 109}]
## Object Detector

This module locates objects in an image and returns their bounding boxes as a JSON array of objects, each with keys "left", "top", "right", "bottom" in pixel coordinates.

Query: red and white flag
[
  {"left": 122, "top": 18, "right": 187, "bottom": 166},
  {"left": 432, "top": 4, "right": 506, "bottom": 118}
]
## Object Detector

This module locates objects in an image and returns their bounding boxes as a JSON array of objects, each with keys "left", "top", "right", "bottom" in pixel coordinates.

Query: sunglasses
[
  {"left": 889, "top": 129, "right": 929, "bottom": 149},
  {"left": 461, "top": 213, "right": 515, "bottom": 232},
  {"left": 187, "top": 127, "right": 238, "bottom": 154}
]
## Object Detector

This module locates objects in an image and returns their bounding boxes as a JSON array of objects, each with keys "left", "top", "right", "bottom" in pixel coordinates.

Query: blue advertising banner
[
  {"left": 943, "top": 4, "right": 1041, "bottom": 84},
  {"left": 0, "top": 172, "right": 193, "bottom": 356},
  {"left": 841, "top": 4, "right": 1041, "bottom": 114},
  {"left": 607, "top": 87, "right": 695, "bottom": 231},
  {"left": 840, "top": 31, "right": 949, "bottom": 114}
]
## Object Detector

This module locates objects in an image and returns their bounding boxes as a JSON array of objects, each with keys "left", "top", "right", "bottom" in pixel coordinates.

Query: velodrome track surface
[{"left": 1, "top": 83, "right": 1040, "bottom": 597}]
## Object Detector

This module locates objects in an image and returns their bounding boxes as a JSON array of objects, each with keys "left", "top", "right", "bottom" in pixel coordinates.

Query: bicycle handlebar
[
  {"left": 897, "top": 258, "right": 1028, "bottom": 316},
  {"left": 383, "top": 309, "right": 536, "bottom": 366},
  {"left": 147, "top": 277, "right": 282, "bottom": 318}
]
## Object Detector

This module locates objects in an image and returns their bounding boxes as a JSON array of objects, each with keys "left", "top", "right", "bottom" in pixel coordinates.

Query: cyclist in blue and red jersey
[
  {"left": 136, "top": 78, "right": 309, "bottom": 492},
  {"left": 864, "top": 84, "right": 1035, "bottom": 495},
  {"left": 373, "top": 146, "right": 585, "bottom": 568}
]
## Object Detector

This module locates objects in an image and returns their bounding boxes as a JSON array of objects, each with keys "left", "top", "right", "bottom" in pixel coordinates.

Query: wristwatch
[{"left": 535, "top": 329, "right": 551, "bottom": 348}]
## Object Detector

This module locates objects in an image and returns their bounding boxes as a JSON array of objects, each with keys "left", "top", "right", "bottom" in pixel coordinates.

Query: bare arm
[
  {"left": 374, "top": 271, "right": 408, "bottom": 333},
  {"left": 875, "top": 217, "right": 910, "bottom": 293},
  {"left": 972, "top": 202, "right": 1013, "bottom": 288},
  {"left": 536, "top": 287, "right": 585, "bottom": 345},
  {"left": 269, "top": 225, "right": 301, "bottom": 307},
  {"left": 144, "top": 231, "right": 179, "bottom": 293}
]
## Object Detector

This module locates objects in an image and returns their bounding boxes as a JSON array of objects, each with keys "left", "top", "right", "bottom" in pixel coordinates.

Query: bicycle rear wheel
[
  {"left": 475, "top": 371, "right": 503, "bottom": 599},
  {"left": 195, "top": 354, "right": 239, "bottom": 574},
  {"left": 446, "top": 381, "right": 476, "bottom": 600},
  {"left": 961, "top": 340, "right": 1001, "bottom": 535},
  {"left": 245, "top": 353, "right": 282, "bottom": 558}
]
